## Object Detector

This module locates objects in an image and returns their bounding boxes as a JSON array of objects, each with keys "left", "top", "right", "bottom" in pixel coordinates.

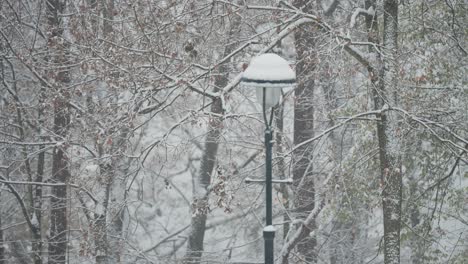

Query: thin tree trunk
[
  {"left": 91, "top": 1, "right": 127, "bottom": 262},
  {"left": 275, "top": 105, "right": 290, "bottom": 243},
  {"left": 365, "top": 1, "right": 402, "bottom": 263},
  {"left": 5, "top": 39, "right": 43, "bottom": 263},
  {"left": 408, "top": 173, "right": 423, "bottom": 264},
  {"left": 94, "top": 213, "right": 108, "bottom": 264},
  {"left": 380, "top": 2, "right": 402, "bottom": 263},
  {"left": 47, "top": 1, "right": 70, "bottom": 263},
  {"left": 0, "top": 192, "right": 4, "bottom": 264},
  {"left": 292, "top": 0, "right": 317, "bottom": 262},
  {"left": 0, "top": 25, "right": 4, "bottom": 264},
  {"left": 32, "top": 155, "right": 44, "bottom": 264},
  {"left": 94, "top": 162, "right": 111, "bottom": 264},
  {"left": 184, "top": 93, "right": 222, "bottom": 264},
  {"left": 93, "top": 136, "right": 129, "bottom": 264},
  {"left": 32, "top": 87, "right": 46, "bottom": 264},
  {"left": 102, "top": 0, "right": 114, "bottom": 37},
  {"left": 184, "top": 6, "right": 242, "bottom": 262},
  {"left": 49, "top": 113, "right": 70, "bottom": 264},
  {"left": 108, "top": 143, "right": 129, "bottom": 263},
  {"left": 101, "top": 2, "right": 128, "bottom": 259}
]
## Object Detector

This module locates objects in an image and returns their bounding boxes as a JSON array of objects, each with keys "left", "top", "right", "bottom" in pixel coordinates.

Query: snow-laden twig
[
  {"left": 419, "top": 143, "right": 467, "bottom": 198},
  {"left": 214, "top": 3, "right": 382, "bottom": 96},
  {"left": 220, "top": 4, "right": 380, "bottom": 87},
  {"left": 0, "top": 176, "right": 36, "bottom": 233},
  {"left": 140, "top": 103, "right": 212, "bottom": 163},
  {"left": 0, "top": 140, "right": 59, "bottom": 146},
  {"left": 68, "top": 101, "right": 105, "bottom": 130},
  {"left": 287, "top": 109, "right": 385, "bottom": 157},
  {"left": 0, "top": 221, "right": 27, "bottom": 231},
  {"left": 0, "top": 29, "right": 53, "bottom": 89},
  {"left": 148, "top": 65, "right": 218, "bottom": 99},
  {"left": 343, "top": 43, "right": 377, "bottom": 73},
  {"left": 140, "top": 211, "right": 253, "bottom": 255},
  {"left": 0, "top": 178, "right": 98, "bottom": 203},
  {"left": 0, "top": 139, "right": 98, "bottom": 158},
  {"left": 390, "top": 107, "right": 468, "bottom": 153},
  {"left": 138, "top": 89, "right": 182, "bottom": 115}
]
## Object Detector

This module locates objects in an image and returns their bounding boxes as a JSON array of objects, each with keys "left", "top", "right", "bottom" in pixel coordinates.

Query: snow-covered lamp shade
[{"left": 241, "top": 53, "right": 296, "bottom": 109}]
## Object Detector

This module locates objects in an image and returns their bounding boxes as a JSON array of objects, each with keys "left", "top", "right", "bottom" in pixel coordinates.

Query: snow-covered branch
[
  {"left": 280, "top": 196, "right": 326, "bottom": 264},
  {"left": 287, "top": 109, "right": 384, "bottom": 156},
  {"left": 0, "top": 176, "right": 36, "bottom": 233},
  {"left": 0, "top": 29, "right": 53, "bottom": 89},
  {"left": 0, "top": 178, "right": 98, "bottom": 203},
  {"left": 343, "top": 44, "right": 375, "bottom": 72},
  {"left": 140, "top": 103, "right": 212, "bottom": 163},
  {"left": 390, "top": 107, "right": 468, "bottom": 153},
  {"left": 0, "top": 140, "right": 59, "bottom": 146},
  {"left": 145, "top": 65, "right": 218, "bottom": 99}
]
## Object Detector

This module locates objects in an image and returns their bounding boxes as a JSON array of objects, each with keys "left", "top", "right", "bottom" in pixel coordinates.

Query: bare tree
[{"left": 0, "top": 1, "right": 466, "bottom": 264}]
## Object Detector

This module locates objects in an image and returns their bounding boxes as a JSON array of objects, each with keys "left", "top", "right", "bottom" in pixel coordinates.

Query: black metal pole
[
  {"left": 264, "top": 128, "right": 275, "bottom": 264},
  {"left": 265, "top": 129, "right": 273, "bottom": 225}
]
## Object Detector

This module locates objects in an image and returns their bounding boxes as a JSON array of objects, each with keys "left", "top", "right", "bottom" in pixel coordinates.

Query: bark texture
[
  {"left": 47, "top": 1, "right": 70, "bottom": 263},
  {"left": 365, "top": 1, "right": 402, "bottom": 263},
  {"left": 32, "top": 88, "right": 46, "bottom": 264},
  {"left": 380, "top": 2, "right": 402, "bottom": 263},
  {"left": 0, "top": 193, "right": 4, "bottom": 264},
  {"left": 292, "top": 0, "right": 317, "bottom": 262},
  {"left": 108, "top": 149, "right": 129, "bottom": 263}
]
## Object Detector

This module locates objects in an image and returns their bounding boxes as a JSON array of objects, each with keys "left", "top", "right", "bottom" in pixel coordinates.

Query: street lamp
[{"left": 241, "top": 53, "right": 296, "bottom": 264}]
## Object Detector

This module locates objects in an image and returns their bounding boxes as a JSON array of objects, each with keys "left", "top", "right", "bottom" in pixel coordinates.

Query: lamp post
[{"left": 241, "top": 53, "right": 296, "bottom": 264}]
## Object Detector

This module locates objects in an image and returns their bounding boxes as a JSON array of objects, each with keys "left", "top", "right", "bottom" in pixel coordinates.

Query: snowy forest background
[{"left": 0, "top": 0, "right": 467, "bottom": 264}]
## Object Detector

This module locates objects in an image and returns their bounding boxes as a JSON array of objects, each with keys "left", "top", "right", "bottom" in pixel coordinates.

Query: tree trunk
[
  {"left": 365, "top": 1, "right": 402, "bottom": 263},
  {"left": 408, "top": 173, "right": 423, "bottom": 264},
  {"left": 380, "top": 2, "right": 402, "bottom": 263},
  {"left": 275, "top": 105, "right": 290, "bottom": 243},
  {"left": 292, "top": 0, "right": 317, "bottom": 262},
  {"left": 184, "top": 6, "right": 242, "bottom": 262},
  {"left": 32, "top": 159, "right": 44, "bottom": 264},
  {"left": 93, "top": 135, "right": 129, "bottom": 264},
  {"left": 0, "top": 192, "right": 4, "bottom": 264},
  {"left": 47, "top": 1, "right": 70, "bottom": 263},
  {"left": 108, "top": 148, "right": 129, "bottom": 263},
  {"left": 184, "top": 42, "right": 230, "bottom": 264},
  {"left": 94, "top": 213, "right": 108, "bottom": 264},
  {"left": 94, "top": 162, "right": 110, "bottom": 264},
  {"left": 32, "top": 88, "right": 46, "bottom": 264},
  {"left": 89, "top": 1, "right": 128, "bottom": 262},
  {"left": 49, "top": 114, "right": 70, "bottom": 264},
  {"left": 184, "top": 94, "right": 222, "bottom": 263}
]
